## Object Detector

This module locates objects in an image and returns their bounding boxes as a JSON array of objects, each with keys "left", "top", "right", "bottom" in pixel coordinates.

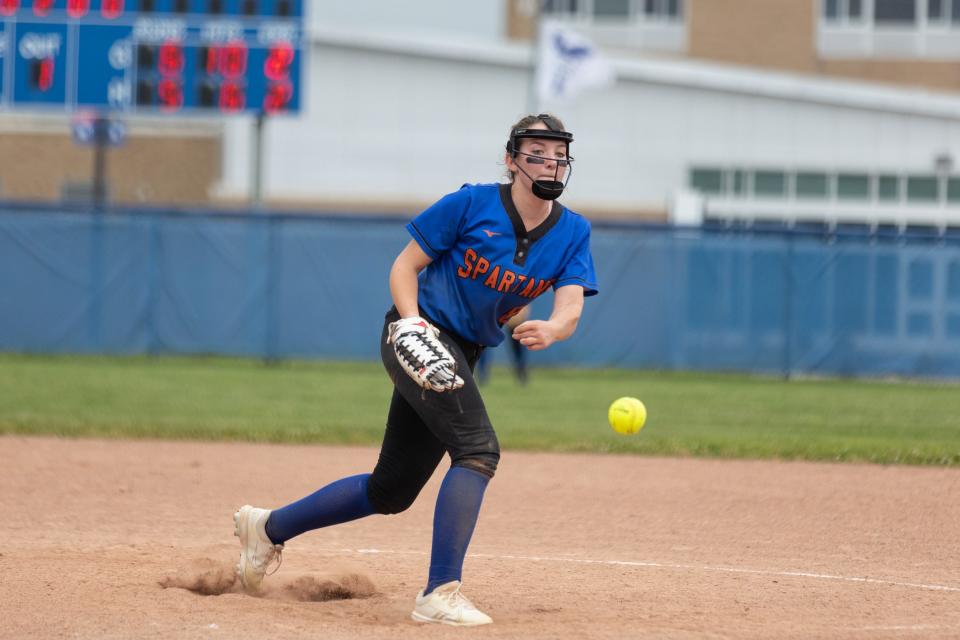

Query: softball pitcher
[{"left": 233, "top": 113, "right": 598, "bottom": 626}]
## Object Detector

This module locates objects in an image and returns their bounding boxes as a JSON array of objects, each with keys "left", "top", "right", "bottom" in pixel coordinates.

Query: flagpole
[{"left": 526, "top": 0, "right": 544, "bottom": 114}]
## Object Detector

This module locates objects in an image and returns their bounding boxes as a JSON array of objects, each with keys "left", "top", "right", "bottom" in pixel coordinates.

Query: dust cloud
[{"left": 159, "top": 557, "right": 377, "bottom": 601}]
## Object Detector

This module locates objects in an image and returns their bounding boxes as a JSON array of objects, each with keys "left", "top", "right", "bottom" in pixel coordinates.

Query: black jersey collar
[{"left": 498, "top": 182, "right": 563, "bottom": 267}]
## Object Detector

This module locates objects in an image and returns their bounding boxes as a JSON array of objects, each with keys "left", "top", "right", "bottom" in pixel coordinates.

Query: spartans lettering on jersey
[{"left": 457, "top": 248, "right": 555, "bottom": 299}]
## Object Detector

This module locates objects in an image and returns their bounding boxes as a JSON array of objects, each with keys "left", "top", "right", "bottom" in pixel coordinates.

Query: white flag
[{"left": 536, "top": 20, "right": 616, "bottom": 104}]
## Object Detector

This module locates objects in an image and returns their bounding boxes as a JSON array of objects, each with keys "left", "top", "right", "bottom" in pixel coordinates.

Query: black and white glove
[{"left": 387, "top": 316, "right": 464, "bottom": 393}]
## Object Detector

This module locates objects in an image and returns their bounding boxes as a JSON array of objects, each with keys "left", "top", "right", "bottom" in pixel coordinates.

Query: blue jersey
[{"left": 406, "top": 183, "right": 598, "bottom": 347}]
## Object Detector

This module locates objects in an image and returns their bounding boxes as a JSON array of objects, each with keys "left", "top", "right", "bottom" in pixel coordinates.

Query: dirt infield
[{"left": 3, "top": 436, "right": 959, "bottom": 639}]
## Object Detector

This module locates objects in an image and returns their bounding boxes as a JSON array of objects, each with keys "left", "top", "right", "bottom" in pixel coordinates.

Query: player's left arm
[{"left": 511, "top": 285, "right": 584, "bottom": 351}]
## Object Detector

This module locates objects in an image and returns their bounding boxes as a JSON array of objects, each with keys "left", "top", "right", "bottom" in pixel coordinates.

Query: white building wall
[
  {"left": 307, "top": 0, "right": 506, "bottom": 41},
  {"left": 219, "top": 26, "right": 960, "bottom": 223},
  {"left": 219, "top": 30, "right": 537, "bottom": 210}
]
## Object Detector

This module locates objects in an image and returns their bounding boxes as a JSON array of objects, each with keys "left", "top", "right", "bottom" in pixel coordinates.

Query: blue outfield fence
[{"left": 2, "top": 205, "right": 960, "bottom": 378}]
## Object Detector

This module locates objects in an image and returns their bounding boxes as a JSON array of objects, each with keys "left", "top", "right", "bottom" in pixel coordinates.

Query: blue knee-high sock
[
  {"left": 425, "top": 466, "right": 490, "bottom": 595},
  {"left": 265, "top": 473, "right": 375, "bottom": 544}
]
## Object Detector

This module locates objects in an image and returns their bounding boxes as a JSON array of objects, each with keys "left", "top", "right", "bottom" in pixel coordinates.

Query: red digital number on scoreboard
[
  {"left": 201, "top": 43, "right": 249, "bottom": 79},
  {"left": 30, "top": 57, "right": 55, "bottom": 92},
  {"left": 202, "top": 47, "right": 217, "bottom": 75},
  {"left": 220, "top": 41, "right": 248, "bottom": 79},
  {"left": 0, "top": 0, "right": 19, "bottom": 17},
  {"left": 158, "top": 41, "right": 184, "bottom": 77},
  {"left": 263, "top": 81, "right": 292, "bottom": 113},
  {"left": 67, "top": 0, "right": 89, "bottom": 18},
  {"left": 32, "top": 0, "right": 52, "bottom": 17},
  {"left": 219, "top": 82, "right": 246, "bottom": 112},
  {"left": 101, "top": 0, "right": 124, "bottom": 19},
  {"left": 157, "top": 78, "right": 183, "bottom": 111},
  {"left": 264, "top": 42, "right": 294, "bottom": 81}
]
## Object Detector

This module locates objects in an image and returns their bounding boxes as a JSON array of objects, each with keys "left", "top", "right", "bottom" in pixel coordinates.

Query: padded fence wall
[{"left": 2, "top": 206, "right": 960, "bottom": 378}]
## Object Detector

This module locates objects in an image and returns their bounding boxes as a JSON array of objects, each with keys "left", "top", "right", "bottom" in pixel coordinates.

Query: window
[
  {"left": 544, "top": 0, "right": 682, "bottom": 20},
  {"left": 730, "top": 170, "right": 746, "bottom": 195},
  {"left": 874, "top": 0, "right": 916, "bottom": 23},
  {"left": 948, "top": 177, "right": 960, "bottom": 202},
  {"left": 691, "top": 168, "right": 723, "bottom": 194},
  {"left": 837, "top": 173, "right": 870, "bottom": 199},
  {"left": 644, "top": 0, "right": 683, "bottom": 19},
  {"left": 928, "top": 0, "right": 960, "bottom": 22},
  {"left": 754, "top": 171, "right": 786, "bottom": 197},
  {"left": 543, "top": 0, "right": 580, "bottom": 15},
  {"left": 594, "top": 0, "right": 630, "bottom": 18},
  {"left": 878, "top": 175, "right": 900, "bottom": 200},
  {"left": 796, "top": 172, "right": 829, "bottom": 198},
  {"left": 907, "top": 175, "right": 938, "bottom": 201},
  {"left": 689, "top": 167, "right": 960, "bottom": 204},
  {"left": 823, "top": 0, "right": 863, "bottom": 21},
  {"left": 820, "top": 0, "right": 960, "bottom": 60}
]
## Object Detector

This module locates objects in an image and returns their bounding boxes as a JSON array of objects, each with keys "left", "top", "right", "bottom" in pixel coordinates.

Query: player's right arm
[
  {"left": 512, "top": 284, "right": 584, "bottom": 350},
  {"left": 389, "top": 240, "right": 434, "bottom": 318}
]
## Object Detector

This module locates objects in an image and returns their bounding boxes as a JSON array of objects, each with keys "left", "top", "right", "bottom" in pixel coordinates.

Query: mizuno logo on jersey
[
  {"left": 482, "top": 229, "right": 502, "bottom": 237},
  {"left": 456, "top": 248, "right": 555, "bottom": 298}
]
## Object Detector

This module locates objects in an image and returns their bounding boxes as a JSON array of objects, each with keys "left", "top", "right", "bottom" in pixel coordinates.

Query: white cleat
[
  {"left": 233, "top": 505, "right": 283, "bottom": 594},
  {"left": 411, "top": 581, "right": 493, "bottom": 626}
]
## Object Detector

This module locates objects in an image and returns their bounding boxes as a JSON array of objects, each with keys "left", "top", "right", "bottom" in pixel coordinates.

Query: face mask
[{"left": 511, "top": 152, "right": 572, "bottom": 201}]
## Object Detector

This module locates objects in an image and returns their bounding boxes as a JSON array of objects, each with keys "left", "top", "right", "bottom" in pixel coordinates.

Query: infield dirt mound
[{"left": 3, "top": 436, "right": 959, "bottom": 639}]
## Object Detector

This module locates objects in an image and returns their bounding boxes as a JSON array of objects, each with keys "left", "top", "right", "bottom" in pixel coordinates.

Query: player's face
[{"left": 507, "top": 124, "right": 570, "bottom": 188}]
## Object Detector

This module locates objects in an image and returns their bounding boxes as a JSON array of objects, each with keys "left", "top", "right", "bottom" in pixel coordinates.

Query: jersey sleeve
[
  {"left": 406, "top": 185, "right": 472, "bottom": 259},
  {"left": 555, "top": 221, "right": 599, "bottom": 296}
]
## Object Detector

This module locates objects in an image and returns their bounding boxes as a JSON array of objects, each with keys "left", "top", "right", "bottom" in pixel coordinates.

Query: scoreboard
[{"left": 0, "top": 0, "right": 304, "bottom": 115}]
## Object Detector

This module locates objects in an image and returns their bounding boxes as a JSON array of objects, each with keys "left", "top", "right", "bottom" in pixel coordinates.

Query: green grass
[{"left": 1, "top": 353, "right": 959, "bottom": 465}]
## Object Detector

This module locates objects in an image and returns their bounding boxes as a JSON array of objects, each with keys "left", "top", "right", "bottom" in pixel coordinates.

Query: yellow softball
[{"left": 608, "top": 397, "right": 647, "bottom": 435}]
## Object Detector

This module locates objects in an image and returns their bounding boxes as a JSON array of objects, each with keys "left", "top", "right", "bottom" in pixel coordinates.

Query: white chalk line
[
  {"left": 856, "top": 624, "right": 955, "bottom": 631},
  {"left": 313, "top": 547, "right": 960, "bottom": 594}
]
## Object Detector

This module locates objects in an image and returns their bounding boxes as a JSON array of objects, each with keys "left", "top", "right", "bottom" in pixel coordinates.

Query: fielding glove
[{"left": 387, "top": 316, "right": 464, "bottom": 393}]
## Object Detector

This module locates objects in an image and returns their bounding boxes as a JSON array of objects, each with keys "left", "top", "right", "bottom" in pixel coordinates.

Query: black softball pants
[{"left": 366, "top": 307, "right": 500, "bottom": 515}]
